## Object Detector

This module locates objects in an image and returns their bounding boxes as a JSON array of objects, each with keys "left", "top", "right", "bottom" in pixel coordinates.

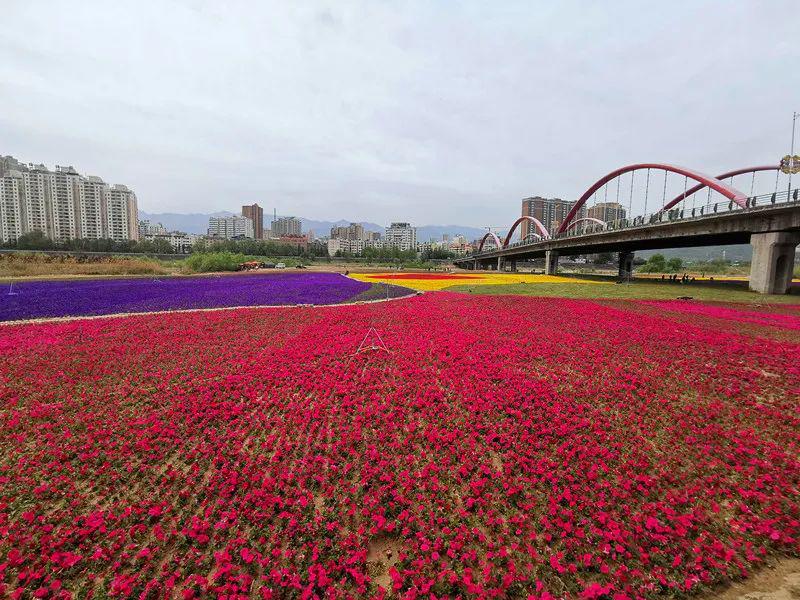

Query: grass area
[
  {"left": 184, "top": 252, "right": 318, "bottom": 273},
  {"left": 0, "top": 252, "right": 170, "bottom": 278},
  {"left": 447, "top": 278, "right": 800, "bottom": 303},
  {"left": 347, "top": 282, "right": 417, "bottom": 302}
]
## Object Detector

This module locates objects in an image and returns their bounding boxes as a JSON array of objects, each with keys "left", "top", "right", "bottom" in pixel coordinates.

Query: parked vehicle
[
  {"left": 275, "top": 262, "right": 286, "bottom": 269},
  {"left": 237, "top": 260, "right": 267, "bottom": 271}
]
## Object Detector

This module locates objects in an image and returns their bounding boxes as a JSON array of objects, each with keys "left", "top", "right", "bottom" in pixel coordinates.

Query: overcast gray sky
[{"left": 1, "top": 1, "right": 798, "bottom": 227}]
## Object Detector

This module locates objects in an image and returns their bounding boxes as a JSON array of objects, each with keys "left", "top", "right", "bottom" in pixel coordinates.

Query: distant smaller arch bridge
[
  {"left": 477, "top": 231, "right": 503, "bottom": 252},
  {"left": 503, "top": 216, "right": 550, "bottom": 247}
]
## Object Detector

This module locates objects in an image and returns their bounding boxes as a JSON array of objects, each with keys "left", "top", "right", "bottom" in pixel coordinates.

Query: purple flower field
[{"left": 0, "top": 272, "right": 411, "bottom": 322}]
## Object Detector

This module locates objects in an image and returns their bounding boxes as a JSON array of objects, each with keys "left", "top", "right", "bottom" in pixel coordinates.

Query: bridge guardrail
[{"left": 465, "top": 188, "right": 799, "bottom": 258}]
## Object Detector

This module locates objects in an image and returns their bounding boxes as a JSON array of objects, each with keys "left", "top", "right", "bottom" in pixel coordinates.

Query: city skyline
[{"left": 1, "top": 2, "right": 797, "bottom": 228}]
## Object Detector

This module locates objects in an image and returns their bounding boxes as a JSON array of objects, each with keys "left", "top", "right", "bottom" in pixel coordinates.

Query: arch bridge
[{"left": 457, "top": 163, "right": 799, "bottom": 294}]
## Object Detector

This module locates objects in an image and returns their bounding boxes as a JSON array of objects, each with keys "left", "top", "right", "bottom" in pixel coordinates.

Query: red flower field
[{"left": 0, "top": 294, "right": 798, "bottom": 598}]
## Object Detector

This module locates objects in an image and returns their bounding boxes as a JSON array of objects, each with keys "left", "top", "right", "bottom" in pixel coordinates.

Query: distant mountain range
[{"left": 139, "top": 211, "right": 489, "bottom": 241}]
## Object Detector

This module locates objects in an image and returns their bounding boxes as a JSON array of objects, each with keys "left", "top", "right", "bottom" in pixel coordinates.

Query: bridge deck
[{"left": 456, "top": 199, "right": 800, "bottom": 265}]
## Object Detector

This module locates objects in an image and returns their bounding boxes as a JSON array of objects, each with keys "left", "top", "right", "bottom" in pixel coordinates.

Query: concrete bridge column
[
  {"left": 545, "top": 251, "right": 559, "bottom": 275},
  {"left": 749, "top": 232, "right": 800, "bottom": 294},
  {"left": 618, "top": 251, "right": 634, "bottom": 279}
]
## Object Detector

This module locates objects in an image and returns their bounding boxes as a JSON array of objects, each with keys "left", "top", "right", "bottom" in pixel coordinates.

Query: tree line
[
  {"left": 2, "top": 232, "right": 329, "bottom": 258},
  {"left": 3, "top": 231, "right": 178, "bottom": 254}
]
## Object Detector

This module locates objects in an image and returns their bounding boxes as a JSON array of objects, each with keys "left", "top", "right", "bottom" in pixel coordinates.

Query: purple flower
[{"left": 0, "top": 273, "right": 409, "bottom": 321}]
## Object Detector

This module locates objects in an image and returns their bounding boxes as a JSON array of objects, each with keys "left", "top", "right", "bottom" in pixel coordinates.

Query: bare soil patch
[
  {"left": 708, "top": 559, "right": 800, "bottom": 600},
  {"left": 366, "top": 533, "right": 402, "bottom": 591}
]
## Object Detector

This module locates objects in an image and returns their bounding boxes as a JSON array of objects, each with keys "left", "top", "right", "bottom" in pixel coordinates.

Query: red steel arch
[
  {"left": 557, "top": 163, "right": 749, "bottom": 235},
  {"left": 564, "top": 217, "right": 606, "bottom": 231},
  {"left": 503, "top": 216, "right": 550, "bottom": 247},
  {"left": 662, "top": 165, "right": 779, "bottom": 211},
  {"left": 477, "top": 231, "right": 503, "bottom": 252}
]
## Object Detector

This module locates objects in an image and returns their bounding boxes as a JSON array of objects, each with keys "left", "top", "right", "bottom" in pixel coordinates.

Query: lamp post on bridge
[
  {"left": 786, "top": 112, "right": 800, "bottom": 200},
  {"left": 783, "top": 111, "right": 799, "bottom": 199}
]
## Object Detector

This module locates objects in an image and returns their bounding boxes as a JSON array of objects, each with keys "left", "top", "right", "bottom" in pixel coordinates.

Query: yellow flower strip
[{"left": 349, "top": 272, "right": 608, "bottom": 291}]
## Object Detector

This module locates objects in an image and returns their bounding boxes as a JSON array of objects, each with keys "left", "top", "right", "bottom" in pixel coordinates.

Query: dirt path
[{"left": 708, "top": 559, "right": 800, "bottom": 600}]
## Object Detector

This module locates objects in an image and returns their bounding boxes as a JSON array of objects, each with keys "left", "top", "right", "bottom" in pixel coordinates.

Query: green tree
[
  {"left": 420, "top": 248, "right": 455, "bottom": 261},
  {"left": 640, "top": 253, "right": 667, "bottom": 273},
  {"left": 666, "top": 257, "right": 683, "bottom": 273},
  {"left": 14, "top": 231, "right": 55, "bottom": 250}
]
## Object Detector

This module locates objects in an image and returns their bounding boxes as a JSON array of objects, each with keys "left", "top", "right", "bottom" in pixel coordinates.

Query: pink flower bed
[
  {"left": 641, "top": 300, "right": 800, "bottom": 331},
  {"left": 0, "top": 294, "right": 798, "bottom": 598}
]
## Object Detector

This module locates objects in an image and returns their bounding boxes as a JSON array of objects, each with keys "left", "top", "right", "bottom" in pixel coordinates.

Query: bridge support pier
[
  {"left": 618, "top": 251, "right": 634, "bottom": 280},
  {"left": 497, "top": 257, "right": 503, "bottom": 271},
  {"left": 545, "top": 251, "right": 559, "bottom": 275},
  {"left": 749, "top": 232, "right": 799, "bottom": 294}
]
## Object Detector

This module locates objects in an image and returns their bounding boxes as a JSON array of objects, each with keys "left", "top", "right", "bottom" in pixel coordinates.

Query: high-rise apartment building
[
  {"left": 271, "top": 216, "right": 301, "bottom": 237},
  {"left": 384, "top": 222, "right": 417, "bottom": 252},
  {"left": 329, "top": 222, "right": 382, "bottom": 242},
  {"left": 242, "top": 203, "right": 264, "bottom": 239},
  {"left": 330, "top": 222, "right": 364, "bottom": 241},
  {"left": 22, "top": 167, "right": 50, "bottom": 236},
  {"left": 0, "top": 156, "right": 139, "bottom": 243},
  {"left": 0, "top": 171, "right": 24, "bottom": 243},
  {"left": 519, "top": 196, "right": 584, "bottom": 240},
  {"left": 587, "top": 202, "right": 626, "bottom": 224},
  {"left": 208, "top": 215, "right": 255, "bottom": 239},
  {"left": 76, "top": 176, "right": 107, "bottom": 240},
  {"left": 106, "top": 185, "right": 139, "bottom": 242},
  {"left": 48, "top": 166, "right": 80, "bottom": 242}
]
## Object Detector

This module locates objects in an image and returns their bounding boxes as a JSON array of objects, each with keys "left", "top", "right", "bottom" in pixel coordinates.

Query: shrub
[{"left": 184, "top": 252, "right": 246, "bottom": 273}]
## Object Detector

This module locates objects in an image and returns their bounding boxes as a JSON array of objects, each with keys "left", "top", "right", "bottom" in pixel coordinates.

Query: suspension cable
[
  {"left": 682, "top": 175, "right": 688, "bottom": 213},
  {"left": 628, "top": 170, "right": 635, "bottom": 220},
  {"left": 750, "top": 171, "right": 755, "bottom": 196},
  {"left": 662, "top": 170, "right": 668, "bottom": 206},
  {"left": 643, "top": 168, "right": 651, "bottom": 215}
]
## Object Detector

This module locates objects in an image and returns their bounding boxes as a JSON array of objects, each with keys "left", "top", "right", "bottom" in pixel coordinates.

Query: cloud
[{"left": 0, "top": 0, "right": 797, "bottom": 227}]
